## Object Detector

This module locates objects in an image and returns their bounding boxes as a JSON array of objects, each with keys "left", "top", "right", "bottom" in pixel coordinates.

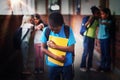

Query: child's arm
[
  {"left": 35, "top": 23, "right": 44, "bottom": 31},
  {"left": 47, "top": 40, "right": 74, "bottom": 53},
  {"left": 85, "top": 16, "right": 94, "bottom": 27},
  {"left": 41, "top": 42, "right": 66, "bottom": 62},
  {"left": 100, "top": 20, "right": 111, "bottom": 27}
]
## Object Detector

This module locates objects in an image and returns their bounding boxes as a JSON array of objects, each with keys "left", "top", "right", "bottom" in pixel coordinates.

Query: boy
[{"left": 40, "top": 12, "right": 76, "bottom": 80}]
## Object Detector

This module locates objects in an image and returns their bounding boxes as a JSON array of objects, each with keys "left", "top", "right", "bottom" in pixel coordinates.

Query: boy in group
[{"left": 40, "top": 12, "right": 76, "bottom": 80}]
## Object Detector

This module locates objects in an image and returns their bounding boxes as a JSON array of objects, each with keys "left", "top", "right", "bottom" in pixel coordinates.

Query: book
[{"left": 48, "top": 35, "right": 68, "bottom": 66}]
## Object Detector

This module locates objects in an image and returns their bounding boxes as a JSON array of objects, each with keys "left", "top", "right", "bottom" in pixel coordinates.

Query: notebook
[{"left": 48, "top": 35, "right": 68, "bottom": 66}]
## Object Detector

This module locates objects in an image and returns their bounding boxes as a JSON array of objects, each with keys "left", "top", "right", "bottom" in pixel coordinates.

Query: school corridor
[
  {"left": 32, "top": 34, "right": 120, "bottom": 80},
  {"left": 1, "top": 34, "right": 119, "bottom": 80},
  {"left": 0, "top": 0, "right": 120, "bottom": 80}
]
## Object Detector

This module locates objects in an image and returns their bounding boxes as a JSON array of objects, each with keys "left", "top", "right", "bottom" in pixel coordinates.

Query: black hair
[
  {"left": 91, "top": 6, "right": 100, "bottom": 14},
  {"left": 101, "top": 8, "right": 112, "bottom": 20},
  {"left": 34, "top": 13, "right": 43, "bottom": 25},
  {"left": 48, "top": 12, "right": 64, "bottom": 28}
]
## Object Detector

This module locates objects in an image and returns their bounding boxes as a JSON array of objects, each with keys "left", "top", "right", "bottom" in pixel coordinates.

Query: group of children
[
  {"left": 18, "top": 12, "right": 75, "bottom": 80},
  {"left": 15, "top": 6, "right": 113, "bottom": 80},
  {"left": 80, "top": 6, "right": 113, "bottom": 72},
  {"left": 18, "top": 14, "right": 45, "bottom": 74}
]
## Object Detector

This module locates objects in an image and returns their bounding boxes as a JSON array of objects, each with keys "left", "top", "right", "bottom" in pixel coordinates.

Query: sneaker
[
  {"left": 34, "top": 68, "right": 39, "bottom": 74},
  {"left": 80, "top": 68, "right": 87, "bottom": 72},
  {"left": 89, "top": 68, "right": 96, "bottom": 71},
  {"left": 34, "top": 68, "right": 44, "bottom": 74},
  {"left": 39, "top": 70, "right": 44, "bottom": 74}
]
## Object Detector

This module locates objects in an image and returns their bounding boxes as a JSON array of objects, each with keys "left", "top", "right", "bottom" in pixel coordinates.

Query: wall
[
  {"left": 114, "top": 16, "right": 120, "bottom": 69},
  {"left": 0, "top": 15, "right": 23, "bottom": 76},
  {"left": 35, "top": 0, "right": 46, "bottom": 14},
  {"left": 109, "top": 0, "right": 120, "bottom": 15},
  {"left": 0, "top": 14, "right": 120, "bottom": 75}
]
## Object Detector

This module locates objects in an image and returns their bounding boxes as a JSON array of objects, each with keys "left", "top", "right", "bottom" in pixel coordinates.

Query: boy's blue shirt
[{"left": 40, "top": 25, "right": 76, "bottom": 66}]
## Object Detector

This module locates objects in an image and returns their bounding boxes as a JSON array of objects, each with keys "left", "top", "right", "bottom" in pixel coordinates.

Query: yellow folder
[{"left": 48, "top": 35, "right": 68, "bottom": 66}]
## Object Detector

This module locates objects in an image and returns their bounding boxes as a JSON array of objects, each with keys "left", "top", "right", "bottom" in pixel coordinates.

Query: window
[{"left": 0, "top": 0, "right": 35, "bottom": 15}]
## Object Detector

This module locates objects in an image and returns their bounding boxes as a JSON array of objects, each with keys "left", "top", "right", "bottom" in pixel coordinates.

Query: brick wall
[{"left": 114, "top": 16, "right": 120, "bottom": 69}]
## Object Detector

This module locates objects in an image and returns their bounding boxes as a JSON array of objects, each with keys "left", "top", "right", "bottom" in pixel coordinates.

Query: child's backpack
[
  {"left": 45, "top": 25, "right": 75, "bottom": 57},
  {"left": 13, "top": 27, "right": 22, "bottom": 50},
  {"left": 13, "top": 27, "right": 30, "bottom": 50},
  {"left": 80, "top": 16, "right": 90, "bottom": 36},
  {"left": 45, "top": 25, "right": 70, "bottom": 41},
  {"left": 45, "top": 25, "right": 75, "bottom": 77}
]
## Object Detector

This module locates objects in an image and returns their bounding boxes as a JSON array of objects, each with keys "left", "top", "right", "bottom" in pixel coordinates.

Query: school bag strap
[
  {"left": 80, "top": 16, "right": 95, "bottom": 36},
  {"left": 45, "top": 27, "right": 51, "bottom": 41},
  {"left": 13, "top": 27, "right": 30, "bottom": 50},
  {"left": 21, "top": 28, "right": 30, "bottom": 41},
  {"left": 45, "top": 25, "right": 75, "bottom": 59},
  {"left": 64, "top": 25, "right": 69, "bottom": 38},
  {"left": 45, "top": 25, "right": 70, "bottom": 41},
  {"left": 80, "top": 16, "right": 90, "bottom": 36}
]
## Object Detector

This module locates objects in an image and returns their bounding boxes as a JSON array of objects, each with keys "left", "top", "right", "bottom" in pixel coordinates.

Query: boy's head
[{"left": 48, "top": 12, "right": 64, "bottom": 33}]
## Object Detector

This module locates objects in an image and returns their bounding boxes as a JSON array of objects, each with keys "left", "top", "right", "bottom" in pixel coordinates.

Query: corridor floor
[
  {"left": 1, "top": 34, "right": 120, "bottom": 80},
  {"left": 20, "top": 34, "right": 120, "bottom": 80}
]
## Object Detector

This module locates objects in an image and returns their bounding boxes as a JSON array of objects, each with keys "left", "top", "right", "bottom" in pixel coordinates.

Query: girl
[
  {"left": 33, "top": 14, "right": 45, "bottom": 74},
  {"left": 97, "top": 8, "right": 112, "bottom": 72}
]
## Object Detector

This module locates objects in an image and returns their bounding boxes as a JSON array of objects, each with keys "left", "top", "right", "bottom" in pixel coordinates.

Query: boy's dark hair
[
  {"left": 91, "top": 6, "right": 99, "bottom": 14},
  {"left": 48, "top": 12, "right": 64, "bottom": 28}
]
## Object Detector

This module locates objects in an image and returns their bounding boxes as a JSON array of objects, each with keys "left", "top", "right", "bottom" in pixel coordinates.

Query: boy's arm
[
  {"left": 47, "top": 40, "right": 74, "bottom": 53},
  {"left": 41, "top": 43, "right": 65, "bottom": 62},
  {"left": 47, "top": 27, "right": 75, "bottom": 53}
]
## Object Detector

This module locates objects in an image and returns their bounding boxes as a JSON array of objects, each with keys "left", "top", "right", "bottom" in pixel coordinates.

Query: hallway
[
  {"left": 16, "top": 34, "right": 120, "bottom": 80},
  {"left": 0, "top": 0, "right": 120, "bottom": 80}
]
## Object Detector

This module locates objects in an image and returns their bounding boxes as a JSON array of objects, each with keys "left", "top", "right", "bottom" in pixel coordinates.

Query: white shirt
[
  {"left": 34, "top": 25, "right": 43, "bottom": 43},
  {"left": 21, "top": 23, "right": 33, "bottom": 42}
]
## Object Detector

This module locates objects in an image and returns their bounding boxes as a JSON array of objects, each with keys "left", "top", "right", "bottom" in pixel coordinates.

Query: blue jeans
[
  {"left": 80, "top": 36, "right": 95, "bottom": 69},
  {"left": 99, "top": 38, "right": 111, "bottom": 70},
  {"left": 48, "top": 65, "right": 73, "bottom": 80},
  {"left": 21, "top": 41, "right": 29, "bottom": 70}
]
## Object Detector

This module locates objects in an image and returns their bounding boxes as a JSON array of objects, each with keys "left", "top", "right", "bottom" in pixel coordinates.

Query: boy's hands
[
  {"left": 55, "top": 55, "right": 66, "bottom": 63},
  {"left": 47, "top": 40, "right": 66, "bottom": 62},
  {"left": 47, "top": 40, "right": 56, "bottom": 49}
]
